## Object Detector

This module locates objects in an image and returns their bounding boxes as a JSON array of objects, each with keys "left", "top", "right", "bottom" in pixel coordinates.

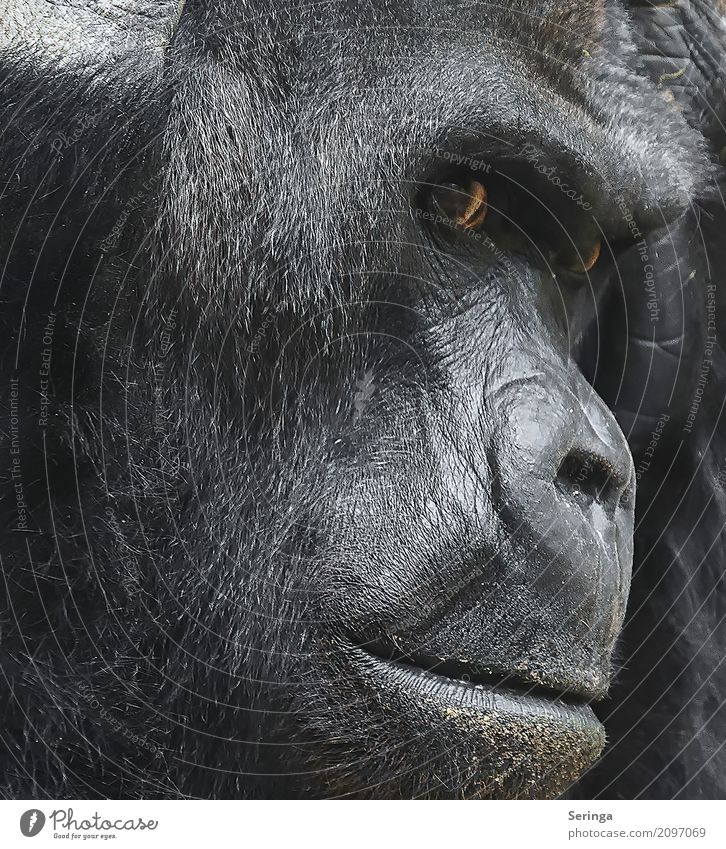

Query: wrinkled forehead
[{"left": 0, "top": 0, "right": 607, "bottom": 80}]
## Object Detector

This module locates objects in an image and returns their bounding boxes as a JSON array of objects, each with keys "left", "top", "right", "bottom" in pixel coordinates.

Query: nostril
[{"left": 556, "top": 449, "right": 631, "bottom": 511}]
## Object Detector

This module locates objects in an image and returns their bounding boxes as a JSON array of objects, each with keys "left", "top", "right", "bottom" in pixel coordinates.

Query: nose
[
  {"left": 554, "top": 388, "right": 635, "bottom": 519},
  {"left": 487, "top": 368, "right": 635, "bottom": 663},
  {"left": 491, "top": 372, "right": 634, "bottom": 520}
]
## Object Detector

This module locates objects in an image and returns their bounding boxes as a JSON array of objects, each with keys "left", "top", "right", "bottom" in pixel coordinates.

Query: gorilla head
[{"left": 0, "top": 0, "right": 723, "bottom": 799}]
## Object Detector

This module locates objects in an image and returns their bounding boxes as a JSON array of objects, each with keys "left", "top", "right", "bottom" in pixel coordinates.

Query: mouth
[
  {"left": 361, "top": 638, "right": 597, "bottom": 706},
  {"left": 349, "top": 638, "right": 606, "bottom": 796}
]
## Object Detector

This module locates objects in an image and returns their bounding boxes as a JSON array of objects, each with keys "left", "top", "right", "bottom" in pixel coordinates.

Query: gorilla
[{"left": 0, "top": 0, "right": 724, "bottom": 800}]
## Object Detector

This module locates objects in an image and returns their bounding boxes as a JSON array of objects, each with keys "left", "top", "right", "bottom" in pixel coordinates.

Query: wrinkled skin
[{"left": 0, "top": 0, "right": 724, "bottom": 799}]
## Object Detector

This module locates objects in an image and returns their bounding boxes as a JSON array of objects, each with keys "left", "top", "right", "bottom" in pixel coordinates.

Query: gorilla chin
[
  {"left": 288, "top": 630, "right": 610, "bottom": 799},
  {"left": 351, "top": 646, "right": 607, "bottom": 799}
]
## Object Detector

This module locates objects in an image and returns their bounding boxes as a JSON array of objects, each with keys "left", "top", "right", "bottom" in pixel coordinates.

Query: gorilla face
[
  {"left": 280, "top": 207, "right": 637, "bottom": 796},
  {"left": 0, "top": 0, "right": 713, "bottom": 799},
  {"left": 279, "top": 177, "right": 641, "bottom": 793}
]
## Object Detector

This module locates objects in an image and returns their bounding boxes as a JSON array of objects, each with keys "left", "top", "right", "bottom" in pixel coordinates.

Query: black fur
[{"left": 0, "top": 0, "right": 724, "bottom": 799}]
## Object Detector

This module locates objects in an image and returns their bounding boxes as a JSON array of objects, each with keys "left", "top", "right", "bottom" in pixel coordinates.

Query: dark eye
[
  {"left": 555, "top": 239, "right": 601, "bottom": 274},
  {"left": 429, "top": 179, "right": 488, "bottom": 229},
  {"left": 426, "top": 171, "right": 602, "bottom": 277}
]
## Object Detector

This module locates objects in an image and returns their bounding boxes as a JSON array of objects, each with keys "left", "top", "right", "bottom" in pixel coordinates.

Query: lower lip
[{"left": 356, "top": 649, "right": 602, "bottom": 728}]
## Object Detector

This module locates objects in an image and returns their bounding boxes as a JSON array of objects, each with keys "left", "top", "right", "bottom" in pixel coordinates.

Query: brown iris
[
  {"left": 430, "top": 177, "right": 601, "bottom": 276},
  {"left": 559, "top": 239, "right": 601, "bottom": 273},
  {"left": 431, "top": 179, "right": 488, "bottom": 230}
]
